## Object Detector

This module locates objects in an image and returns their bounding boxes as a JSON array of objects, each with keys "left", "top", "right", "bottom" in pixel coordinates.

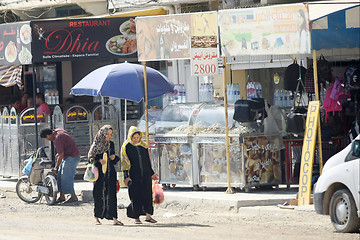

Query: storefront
[
  {"left": 0, "top": 12, "right": 167, "bottom": 177},
  {"left": 134, "top": 3, "right": 359, "bottom": 191}
]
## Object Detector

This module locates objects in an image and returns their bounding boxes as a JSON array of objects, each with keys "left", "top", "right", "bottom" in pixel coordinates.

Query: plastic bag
[
  {"left": 152, "top": 181, "right": 164, "bottom": 205},
  {"left": 83, "top": 163, "right": 98, "bottom": 182},
  {"left": 116, "top": 179, "right": 120, "bottom": 193},
  {"left": 264, "top": 104, "right": 281, "bottom": 134},
  {"left": 22, "top": 156, "right": 34, "bottom": 176}
]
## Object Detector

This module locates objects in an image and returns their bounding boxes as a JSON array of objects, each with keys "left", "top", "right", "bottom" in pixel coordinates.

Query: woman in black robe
[
  {"left": 121, "top": 126, "right": 159, "bottom": 224},
  {"left": 88, "top": 125, "right": 123, "bottom": 226}
]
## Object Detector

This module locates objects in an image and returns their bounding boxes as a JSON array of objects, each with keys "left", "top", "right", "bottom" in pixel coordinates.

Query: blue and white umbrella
[
  {"left": 70, "top": 62, "right": 174, "bottom": 102},
  {"left": 70, "top": 62, "right": 174, "bottom": 142}
]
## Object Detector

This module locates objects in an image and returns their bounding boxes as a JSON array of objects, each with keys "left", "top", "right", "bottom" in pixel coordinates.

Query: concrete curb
[
  {"left": 1, "top": 178, "right": 298, "bottom": 212},
  {"left": 81, "top": 189, "right": 294, "bottom": 212}
]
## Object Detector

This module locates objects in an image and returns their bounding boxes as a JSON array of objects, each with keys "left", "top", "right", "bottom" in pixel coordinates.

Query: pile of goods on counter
[{"left": 165, "top": 121, "right": 262, "bottom": 135}]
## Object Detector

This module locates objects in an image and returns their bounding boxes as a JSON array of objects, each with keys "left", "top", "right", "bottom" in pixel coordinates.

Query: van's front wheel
[{"left": 329, "top": 189, "right": 360, "bottom": 233}]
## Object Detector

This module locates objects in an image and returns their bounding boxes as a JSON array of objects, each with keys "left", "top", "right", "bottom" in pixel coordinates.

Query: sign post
[{"left": 298, "top": 101, "right": 320, "bottom": 205}]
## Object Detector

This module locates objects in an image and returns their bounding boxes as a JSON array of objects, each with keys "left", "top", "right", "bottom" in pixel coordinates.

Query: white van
[{"left": 314, "top": 137, "right": 360, "bottom": 233}]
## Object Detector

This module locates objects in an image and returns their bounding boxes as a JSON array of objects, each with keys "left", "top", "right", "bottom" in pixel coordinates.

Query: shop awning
[
  {"left": 93, "top": 7, "right": 168, "bottom": 18},
  {"left": 310, "top": 3, "right": 360, "bottom": 50},
  {"left": 0, "top": 65, "right": 22, "bottom": 88}
]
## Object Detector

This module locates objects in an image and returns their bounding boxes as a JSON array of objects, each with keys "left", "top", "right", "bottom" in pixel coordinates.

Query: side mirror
[{"left": 352, "top": 140, "right": 360, "bottom": 157}]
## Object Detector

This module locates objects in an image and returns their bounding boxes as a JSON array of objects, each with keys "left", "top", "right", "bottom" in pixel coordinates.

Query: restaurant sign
[
  {"left": 31, "top": 17, "right": 137, "bottom": 63},
  {"left": 0, "top": 21, "right": 32, "bottom": 65}
]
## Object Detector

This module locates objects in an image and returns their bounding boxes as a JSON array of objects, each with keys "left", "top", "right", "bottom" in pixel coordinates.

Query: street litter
[
  {"left": 277, "top": 202, "right": 295, "bottom": 210},
  {"left": 0, "top": 192, "right": 5, "bottom": 198},
  {"left": 163, "top": 212, "right": 177, "bottom": 218}
]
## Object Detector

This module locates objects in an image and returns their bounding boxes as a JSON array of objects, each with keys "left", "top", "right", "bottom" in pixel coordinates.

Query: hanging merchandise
[
  {"left": 322, "top": 81, "right": 342, "bottom": 123},
  {"left": 286, "top": 111, "right": 305, "bottom": 134},
  {"left": 304, "top": 65, "right": 315, "bottom": 93},
  {"left": 330, "top": 75, "right": 350, "bottom": 102},
  {"left": 233, "top": 98, "right": 267, "bottom": 122},
  {"left": 344, "top": 64, "right": 360, "bottom": 90},
  {"left": 317, "top": 54, "right": 332, "bottom": 84},
  {"left": 284, "top": 60, "right": 306, "bottom": 92}
]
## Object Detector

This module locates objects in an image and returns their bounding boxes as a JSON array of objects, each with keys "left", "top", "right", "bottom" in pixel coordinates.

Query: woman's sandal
[
  {"left": 113, "top": 221, "right": 124, "bottom": 226},
  {"left": 95, "top": 221, "right": 102, "bottom": 225},
  {"left": 145, "top": 218, "right": 157, "bottom": 223},
  {"left": 134, "top": 219, "right": 142, "bottom": 224}
]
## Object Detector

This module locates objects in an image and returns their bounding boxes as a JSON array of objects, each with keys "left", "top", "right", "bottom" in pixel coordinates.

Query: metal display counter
[
  {"left": 239, "top": 133, "right": 282, "bottom": 192},
  {"left": 148, "top": 103, "right": 284, "bottom": 191},
  {"left": 154, "top": 103, "right": 203, "bottom": 187},
  {"left": 193, "top": 104, "right": 242, "bottom": 189}
]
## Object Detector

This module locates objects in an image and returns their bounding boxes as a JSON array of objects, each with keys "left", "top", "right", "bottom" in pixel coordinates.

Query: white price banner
[{"left": 191, "top": 48, "right": 219, "bottom": 76}]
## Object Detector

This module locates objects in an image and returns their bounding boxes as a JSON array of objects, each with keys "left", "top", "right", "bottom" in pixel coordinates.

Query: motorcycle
[{"left": 16, "top": 146, "right": 58, "bottom": 205}]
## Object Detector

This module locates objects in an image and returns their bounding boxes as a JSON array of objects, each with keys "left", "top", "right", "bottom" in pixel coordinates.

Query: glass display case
[
  {"left": 193, "top": 104, "right": 242, "bottom": 188},
  {"left": 149, "top": 103, "right": 283, "bottom": 191},
  {"left": 155, "top": 103, "right": 202, "bottom": 136},
  {"left": 154, "top": 103, "right": 202, "bottom": 187}
]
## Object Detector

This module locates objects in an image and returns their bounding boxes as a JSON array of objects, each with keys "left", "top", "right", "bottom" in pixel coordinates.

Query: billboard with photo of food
[
  {"left": 31, "top": 17, "right": 137, "bottom": 63},
  {"left": 0, "top": 21, "right": 32, "bottom": 65}
]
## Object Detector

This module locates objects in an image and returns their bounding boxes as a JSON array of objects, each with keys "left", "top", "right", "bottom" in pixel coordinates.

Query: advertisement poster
[
  {"left": 190, "top": 12, "right": 219, "bottom": 76},
  {"left": 243, "top": 136, "right": 281, "bottom": 185},
  {"left": 31, "top": 17, "right": 137, "bottom": 63},
  {"left": 136, "top": 14, "right": 191, "bottom": 61},
  {"left": 218, "top": 4, "right": 311, "bottom": 56},
  {"left": 137, "top": 12, "right": 219, "bottom": 62},
  {"left": 0, "top": 21, "right": 32, "bottom": 65}
]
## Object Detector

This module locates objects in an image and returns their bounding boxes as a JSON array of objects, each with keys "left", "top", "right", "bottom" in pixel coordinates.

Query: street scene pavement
[{"left": 0, "top": 178, "right": 359, "bottom": 240}]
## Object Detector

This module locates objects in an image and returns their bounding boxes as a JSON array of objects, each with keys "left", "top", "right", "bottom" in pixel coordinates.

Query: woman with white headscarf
[{"left": 88, "top": 125, "right": 123, "bottom": 226}]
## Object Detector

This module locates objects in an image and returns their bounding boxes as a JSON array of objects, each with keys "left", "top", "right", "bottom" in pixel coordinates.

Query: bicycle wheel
[
  {"left": 16, "top": 176, "right": 41, "bottom": 203},
  {"left": 44, "top": 175, "right": 57, "bottom": 205}
]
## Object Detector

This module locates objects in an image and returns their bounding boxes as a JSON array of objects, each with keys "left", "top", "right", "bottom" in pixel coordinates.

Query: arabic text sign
[
  {"left": 0, "top": 21, "right": 32, "bottom": 65},
  {"left": 219, "top": 4, "right": 311, "bottom": 56},
  {"left": 137, "top": 12, "right": 219, "bottom": 62},
  {"left": 190, "top": 12, "right": 219, "bottom": 76},
  {"left": 136, "top": 14, "right": 191, "bottom": 61},
  {"left": 31, "top": 17, "right": 137, "bottom": 63},
  {"left": 191, "top": 36, "right": 219, "bottom": 76}
]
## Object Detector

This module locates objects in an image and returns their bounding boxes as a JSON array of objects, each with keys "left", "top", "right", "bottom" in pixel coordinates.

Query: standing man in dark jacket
[{"left": 40, "top": 128, "right": 80, "bottom": 203}]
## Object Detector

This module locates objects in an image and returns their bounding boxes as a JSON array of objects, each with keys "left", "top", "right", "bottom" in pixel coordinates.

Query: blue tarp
[{"left": 311, "top": 5, "right": 360, "bottom": 50}]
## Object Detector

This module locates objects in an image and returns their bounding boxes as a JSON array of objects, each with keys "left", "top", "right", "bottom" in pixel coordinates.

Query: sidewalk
[{"left": 0, "top": 177, "right": 300, "bottom": 212}]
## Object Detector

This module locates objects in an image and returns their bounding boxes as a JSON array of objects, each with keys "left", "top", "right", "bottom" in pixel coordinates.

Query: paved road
[{"left": 0, "top": 178, "right": 359, "bottom": 240}]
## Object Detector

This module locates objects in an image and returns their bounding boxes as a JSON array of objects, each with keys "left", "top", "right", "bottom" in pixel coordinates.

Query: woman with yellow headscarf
[{"left": 121, "top": 126, "right": 159, "bottom": 224}]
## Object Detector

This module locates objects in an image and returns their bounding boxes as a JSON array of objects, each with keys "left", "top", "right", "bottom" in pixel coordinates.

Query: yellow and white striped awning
[{"left": 0, "top": 65, "right": 22, "bottom": 88}]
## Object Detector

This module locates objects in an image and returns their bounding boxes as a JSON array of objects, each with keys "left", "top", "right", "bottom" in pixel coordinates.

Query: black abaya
[
  {"left": 93, "top": 141, "right": 120, "bottom": 220},
  {"left": 123, "top": 143, "right": 154, "bottom": 219}
]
